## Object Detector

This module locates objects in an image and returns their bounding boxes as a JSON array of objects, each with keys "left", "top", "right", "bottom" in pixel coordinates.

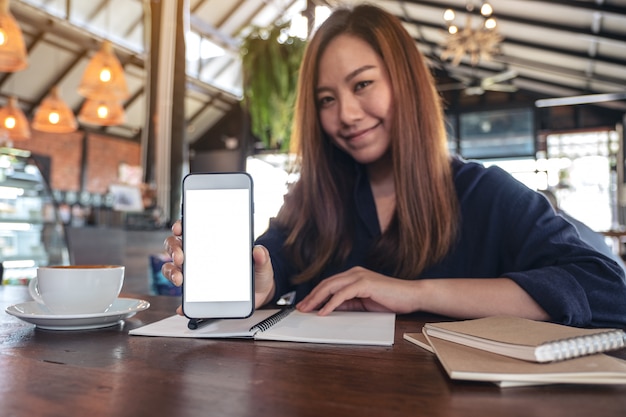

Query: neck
[{"left": 366, "top": 151, "right": 394, "bottom": 187}]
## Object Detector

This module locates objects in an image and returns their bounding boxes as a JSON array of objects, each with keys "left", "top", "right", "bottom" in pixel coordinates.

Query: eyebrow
[
  {"left": 345, "top": 64, "right": 377, "bottom": 82},
  {"left": 315, "top": 64, "right": 377, "bottom": 95}
]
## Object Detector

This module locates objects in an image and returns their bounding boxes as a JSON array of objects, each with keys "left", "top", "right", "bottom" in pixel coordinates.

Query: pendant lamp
[
  {"left": 0, "top": 96, "right": 30, "bottom": 140},
  {"left": 32, "top": 86, "right": 78, "bottom": 133},
  {"left": 78, "top": 98, "right": 125, "bottom": 126},
  {"left": 78, "top": 40, "right": 129, "bottom": 101},
  {"left": 0, "top": 0, "right": 27, "bottom": 72}
]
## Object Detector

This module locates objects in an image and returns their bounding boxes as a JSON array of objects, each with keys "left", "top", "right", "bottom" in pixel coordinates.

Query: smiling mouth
[{"left": 342, "top": 123, "right": 379, "bottom": 141}]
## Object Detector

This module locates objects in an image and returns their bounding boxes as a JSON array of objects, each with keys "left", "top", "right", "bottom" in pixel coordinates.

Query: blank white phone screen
[{"left": 185, "top": 188, "right": 251, "bottom": 302}]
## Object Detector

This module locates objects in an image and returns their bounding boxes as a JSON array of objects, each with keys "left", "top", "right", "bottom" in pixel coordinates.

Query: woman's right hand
[{"left": 162, "top": 220, "right": 277, "bottom": 311}]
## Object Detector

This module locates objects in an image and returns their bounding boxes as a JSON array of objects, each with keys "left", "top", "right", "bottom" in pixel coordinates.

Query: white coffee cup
[{"left": 29, "top": 265, "right": 125, "bottom": 315}]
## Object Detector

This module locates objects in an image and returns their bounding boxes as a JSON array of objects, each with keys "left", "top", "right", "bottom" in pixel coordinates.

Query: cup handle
[{"left": 28, "top": 277, "right": 44, "bottom": 304}]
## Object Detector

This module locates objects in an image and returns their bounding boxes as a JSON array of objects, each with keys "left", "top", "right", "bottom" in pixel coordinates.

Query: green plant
[{"left": 241, "top": 23, "right": 306, "bottom": 152}]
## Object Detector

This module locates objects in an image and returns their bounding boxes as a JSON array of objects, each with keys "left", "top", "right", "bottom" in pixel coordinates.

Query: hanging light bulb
[
  {"left": 443, "top": 9, "right": 458, "bottom": 34},
  {"left": 484, "top": 18, "right": 497, "bottom": 30},
  {"left": 443, "top": 9, "right": 455, "bottom": 22},
  {"left": 481, "top": 2, "right": 494, "bottom": 17},
  {"left": 78, "top": 40, "right": 129, "bottom": 101},
  {"left": 99, "top": 66, "right": 112, "bottom": 83},
  {"left": 32, "top": 86, "right": 78, "bottom": 133},
  {"left": 0, "top": 96, "right": 30, "bottom": 140},
  {"left": 0, "top": 0, "right": 27, "bottom": 72},
  {"left": 78, "top": 98, "right": 125, "bottom": 126}
]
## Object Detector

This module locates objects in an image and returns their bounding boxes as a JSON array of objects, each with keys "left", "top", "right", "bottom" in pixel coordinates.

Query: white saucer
[{"left": 5, "top": 298, "right": 150, "bottom": 330}]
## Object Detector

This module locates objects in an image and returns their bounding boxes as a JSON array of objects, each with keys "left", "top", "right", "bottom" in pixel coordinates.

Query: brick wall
[
  {"left": 14, "top": 130, "right": 83, "bottom": 191},
  {"left": 86, "top": 133, "right": 141, "bottom": 194},
  {"left": 13, "top": 130, "right": 140, "bottom": 194}
]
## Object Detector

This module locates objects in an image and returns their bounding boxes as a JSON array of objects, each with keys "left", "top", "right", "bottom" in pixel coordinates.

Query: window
[
  {"left": 459, "top": 108, "right": 534, "bottom": 159},
  {"left": 543, "top": 130, "right": 619, "bottom": 231}
]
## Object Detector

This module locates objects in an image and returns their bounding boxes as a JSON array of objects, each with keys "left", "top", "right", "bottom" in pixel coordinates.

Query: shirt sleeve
[{"left": 455, "top": 160, "right": 626, "bottom": 328}]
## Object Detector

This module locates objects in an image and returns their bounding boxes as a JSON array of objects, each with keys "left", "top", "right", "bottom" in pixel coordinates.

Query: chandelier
[
  {"left": 77, "top": 40, "right": 128, "bottom": 126},
  {"left": 0, "top": 96, "right": 30, "bottom": 141},
  {"left": 78, "top": 40, "right": 129, "bottom": 101},
  {"left": 32, "top": 86, "right": 78, "bottom": 133},
  {"left": 78, "top": 98, "right": 125, "bottom": 126},
  {"left": 0, "top": 0, "right": 27, "bottom": 72},
  {"left": 440, "top": 1, "right": 502, "bottom": 66}
]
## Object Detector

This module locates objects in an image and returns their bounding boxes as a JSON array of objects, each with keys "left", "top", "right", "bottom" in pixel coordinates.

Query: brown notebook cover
[
  {"left": 419, "top": 331, "right": 626, "bottom": 386},
  {"left": 423, "top": 316, "right": 626, "bottom": 362}
]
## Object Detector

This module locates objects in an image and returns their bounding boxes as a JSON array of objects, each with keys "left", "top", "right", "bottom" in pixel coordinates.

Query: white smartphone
[{"left": 181, "top": 172, "right": 254, "bottom": 319}]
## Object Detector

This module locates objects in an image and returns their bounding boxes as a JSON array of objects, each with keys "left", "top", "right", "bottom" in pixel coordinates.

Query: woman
[{"left": 164, "top": 5, "right": 626, "bottom": 327}]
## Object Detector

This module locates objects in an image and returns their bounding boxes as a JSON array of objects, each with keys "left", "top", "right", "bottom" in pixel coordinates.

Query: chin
[
  {"left": 333, "top": 139, "right": 389, "bottom": 165},
  {"left": 351, "top": 154, "right": 385, "bottom": 166},
  {"left": 349, "top": 147, "right": 389, "bottom": 165}
]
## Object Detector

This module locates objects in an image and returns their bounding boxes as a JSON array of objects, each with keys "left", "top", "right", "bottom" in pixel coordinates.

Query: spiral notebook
[
  {"left": 404, "top": 331, "right": 626, "bottom": 387},
  {"left": 129, "top": 308, "right": 395, "bottom": 346},
  {"left": 422, "top": 316, "right": 626, "bottom": 363}
]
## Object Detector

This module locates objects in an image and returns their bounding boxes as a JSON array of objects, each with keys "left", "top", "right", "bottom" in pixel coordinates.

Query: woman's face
[{"left": 316, "top": 34, "right": 393, "bottom": 166}]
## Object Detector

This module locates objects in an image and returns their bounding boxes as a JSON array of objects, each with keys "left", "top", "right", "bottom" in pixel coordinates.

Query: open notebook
[{"left": 130, "top": 308, "right": 395, "bottom": 346}]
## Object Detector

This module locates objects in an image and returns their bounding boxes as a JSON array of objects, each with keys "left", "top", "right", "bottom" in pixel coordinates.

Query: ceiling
[{"left": 2, "top": 0, "right": 626, "bottom": 148}]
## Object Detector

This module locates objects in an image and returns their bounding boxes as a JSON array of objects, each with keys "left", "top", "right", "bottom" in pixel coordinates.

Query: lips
[{"left": 341, "top": 123, "right": 379, "bottom": 142}]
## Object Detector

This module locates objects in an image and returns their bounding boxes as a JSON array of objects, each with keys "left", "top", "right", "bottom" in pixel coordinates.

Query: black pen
[{"left": 187, "top": 318, "right": 217, "bottom": 330}]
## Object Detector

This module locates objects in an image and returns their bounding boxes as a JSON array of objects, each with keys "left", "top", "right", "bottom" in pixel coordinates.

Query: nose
[{"left": 338, "top": 94, "right": 363, "bottom": 126}]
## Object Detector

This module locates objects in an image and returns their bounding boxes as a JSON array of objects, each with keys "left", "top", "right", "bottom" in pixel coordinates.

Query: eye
[
  {"left": 317, "top": 95, "right": 335, "bottom": 108},
  {"left": 354, "top": 80, "right": 372, "bottom": 91}
]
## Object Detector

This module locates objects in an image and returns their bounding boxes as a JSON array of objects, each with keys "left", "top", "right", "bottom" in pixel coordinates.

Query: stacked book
[{"left": 404, "top": 316, "right": 626, "bottom": 387}]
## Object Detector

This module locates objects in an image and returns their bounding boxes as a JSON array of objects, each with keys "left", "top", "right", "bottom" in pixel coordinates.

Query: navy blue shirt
[{"left": 255, "top": 157, "right": 626, "bottom": 328}]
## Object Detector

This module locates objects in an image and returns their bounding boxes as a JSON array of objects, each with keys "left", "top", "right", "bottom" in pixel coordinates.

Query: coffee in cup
[{"left": 29, "top": 265, "right": 125, "bottom": 315}]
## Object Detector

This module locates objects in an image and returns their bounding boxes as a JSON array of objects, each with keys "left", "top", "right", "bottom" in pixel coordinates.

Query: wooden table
[{"left": 2, "top": 285, "right": 625, "bottom": 417}]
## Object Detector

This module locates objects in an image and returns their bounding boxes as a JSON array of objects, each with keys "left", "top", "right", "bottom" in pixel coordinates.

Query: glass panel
[
  {"left": 544, "top": 131, "right": 616, "bottom": 231},
  {"left": 245, "top": 155, "right": 290, "bottom": 239},
  {"left": 22, "top": 0, "right": 67, "bottom": 18},
  {"left": 24, "top": 0, "right": 145, "bottom": 52},
  {"left": 69, "top": 0, "right": 145, "bottom": 52},
  {"left": 198, "top": 53, "right": 243, "bottom": 97},
  {"left": 186, "top": 31, "right": 201, "bottom": 78},
  {"left": 0, "top": 148, "right": 71, "bottom": 285},
  {"left": 444, "top": 115, "right": 458, "bottom": 155},
  {"left": 481, "top": 157, "right": 539, "bottom": 190}
]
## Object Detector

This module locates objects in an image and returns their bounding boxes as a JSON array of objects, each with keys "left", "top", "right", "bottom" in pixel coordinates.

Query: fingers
[
  {"left": 297, "top": 273, "right": 359, "bottom": 314},
  {"left": 163, "top": 220, "right": 184, "bottom": 287},
  {"left": 296, "top": 267, "right": 393, "bottom": 315},
  {"left": 164, "top": 236, "right": 183, "bottom": 264},
  {"left": 171, "top": 222, "right": 184, "bottom": 316},
  {"left": 164, "top": 220, "right": 183, "bottom": 265},
  {"left": 161, "top": 262, "right": 182, "bottom": 287},
  {"left": 252, "top": 244, "right": 269, "bottom": 267},
  {"left": 172, "top": 220, "right": 182, "bottom": 236},
  {"left": 316, "top": 290, "right": 348, "bottom": 315},
  {"left": 162, "top": 236, "right": 183, "bottom": 287},
  {"left": 252, "top": 245, "right": 276, "bottom": 308}
]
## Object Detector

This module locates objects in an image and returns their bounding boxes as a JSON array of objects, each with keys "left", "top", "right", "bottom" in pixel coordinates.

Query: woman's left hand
[{"left": 296, "top": 266, "right": 420, "bottom": 315}]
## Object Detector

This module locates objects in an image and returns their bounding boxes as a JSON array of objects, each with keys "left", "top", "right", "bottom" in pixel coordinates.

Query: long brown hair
[{"left": 276, "top": 4, "right": 459, "bottom": 283}]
